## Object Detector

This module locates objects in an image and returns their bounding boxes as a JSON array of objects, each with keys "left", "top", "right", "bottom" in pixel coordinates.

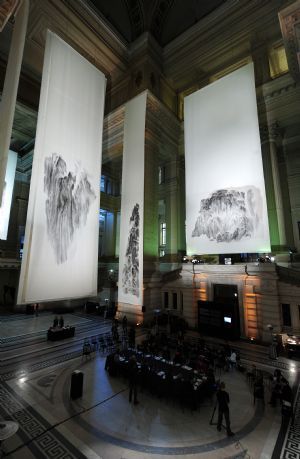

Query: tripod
[
  {"left": 209, "top": 404, "right": 217, "bottom": 425},
  {"left": 209, "top": 404, "right": 226, "bottom": 430}
]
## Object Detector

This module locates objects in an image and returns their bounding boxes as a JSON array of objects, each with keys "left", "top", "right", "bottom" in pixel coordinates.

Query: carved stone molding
[
  {"left": 259, "top": 121, "right": 282, "bottom": 143},
  {"left": 279, "top": 0, "right": 300, "bottom": 82},
  {"left": 0, "top": 0, "right": 20, "bottom": 32},
  {"left": 163, "top": 0, "right": 283, "bottom": 91}
]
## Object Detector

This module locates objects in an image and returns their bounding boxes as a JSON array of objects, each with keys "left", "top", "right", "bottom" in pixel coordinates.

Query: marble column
[
  {"left": 165, "top": 160, "right": 179, "bottom": 261},
  {"left": 0, "top": 0, "right": 29, "bottom": 205},
  {"left": 260, "top": 122, "right": 287, "bottom": 249},
  {"left": 103, "top": 211, "right": 115, "bottom": 257},
  {"left": 282, "top": 126, "right": 300, "bottom": 252},
  {"left": 251, "top": 41, "right": 271, "bottom": 86}
]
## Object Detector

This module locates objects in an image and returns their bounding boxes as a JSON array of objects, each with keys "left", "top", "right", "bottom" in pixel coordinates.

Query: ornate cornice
[
  {"left": 146, "top": 91, "right": 181, "bottom": 157},
  {"left": 163, "top": 0, "right": 283, "bottom": 91},
  {"left": 19, "top": 0, "right": 129, "bottom": 83},
  {"left": 102, "top": 104, "right": 125, "bottom": 163},
  {"left": 279, "top": 0, "right": 300, "bottom": 82}
]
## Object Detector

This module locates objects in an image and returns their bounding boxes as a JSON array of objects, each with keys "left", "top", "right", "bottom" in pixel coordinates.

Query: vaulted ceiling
[{"left": 88, "top": 0, "right": 226, "bottom": 46}]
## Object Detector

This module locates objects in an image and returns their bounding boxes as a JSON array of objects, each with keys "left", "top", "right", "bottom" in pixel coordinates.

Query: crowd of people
[
  {"left": 103, "top": 315, "right": 295, "bottom": 431},
  {"left": 104, "top": 320, "right": 245, "bottom": 422}
]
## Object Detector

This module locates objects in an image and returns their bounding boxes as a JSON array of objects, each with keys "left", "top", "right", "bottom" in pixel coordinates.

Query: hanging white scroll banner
[
  {"left": 0, "top": 150, "right": 17, "bottom": 240},
  {"left": 17, "top": 31, "right": 106, "bottom": 303},
  {"left": 118, "top": 92, "right": 147, "bottom": 308},
  {"left": 184, "top": 63, "right": 270, "bottom": 255}
]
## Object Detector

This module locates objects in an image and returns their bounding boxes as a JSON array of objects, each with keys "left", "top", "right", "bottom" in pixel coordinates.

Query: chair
[
  {"left": 106, "top": 334, "right": 115, "bottom": 353},
  {"left": 91, "top": 335, "right": 98, "bottom": 351},
  {"left": 82, "top": 342, "right": 92, "bottom": 360},
  {"left": 98, "top": 335, "right": 106, "bottom": 354}
]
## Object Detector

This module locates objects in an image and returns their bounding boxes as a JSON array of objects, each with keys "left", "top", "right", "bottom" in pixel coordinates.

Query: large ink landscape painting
[
  {"left": 192, "top": 186, "right": 262, "bottom": 243},
  {"left": 122, "top": 203, "right": 140, "bottom": 297},
  {"left": 44, "top": 153, "right": 96, "bottom": 264}
]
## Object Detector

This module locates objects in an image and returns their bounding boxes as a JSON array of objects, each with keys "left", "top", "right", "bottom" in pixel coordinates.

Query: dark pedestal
[{"left": 70, "top": 371, "right": 84, "bottom": 399}]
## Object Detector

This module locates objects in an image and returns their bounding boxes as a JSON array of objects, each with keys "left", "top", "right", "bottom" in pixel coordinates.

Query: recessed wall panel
[
  {"left": 17, "top": 31, "right": 106, "bottom": 303},
  {"left": 184, "top": 63, "right": 270, "bottom": 255}
]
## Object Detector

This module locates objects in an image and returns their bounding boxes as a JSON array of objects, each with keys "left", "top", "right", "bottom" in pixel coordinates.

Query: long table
[
  {"left": 106, "top": 349, "right": 214, "bottom": 409},
  {"left": 47, "top": 326, "right": 75, "bottom": 341}
]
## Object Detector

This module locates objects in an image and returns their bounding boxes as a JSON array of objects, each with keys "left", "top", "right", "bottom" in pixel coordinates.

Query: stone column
[
  {"left": 282, "top": 126, "right": 300, "bottom": 252},
  {"left": 165, "top": 160, "right": 179, "bottom": 262},
  {"left": 0, "top": 0, "right": 29, "bottom": 204},
  {"left": 251, "top": 41, "right": 271, "bottom": 86},
  {"left": 103, "top": 211, "right": 115, "bottom": 257},
  {"left": 260, "top": 122, "right": 287, "bottom": 249}
]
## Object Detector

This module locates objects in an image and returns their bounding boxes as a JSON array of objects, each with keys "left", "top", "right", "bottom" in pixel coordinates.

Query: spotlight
[
  {"left": 192, "top": 258, "right": 201, "bottom": 264},
  {"left": 182, "top": 256, "right": 188, "bottom": 263}
]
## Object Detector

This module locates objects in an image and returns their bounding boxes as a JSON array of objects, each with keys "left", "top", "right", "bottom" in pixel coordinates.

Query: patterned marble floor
[{"left": 0, "top": 313, "right": 299, "bottom": 459}]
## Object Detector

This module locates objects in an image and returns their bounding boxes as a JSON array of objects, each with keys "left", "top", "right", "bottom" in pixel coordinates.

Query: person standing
[
  {"left": 53, "top": 316, "right": 59, "bottom": 328},
  {"left": 128, "top": 355, "right": 139, "bottom": 405},
  {"left": 122, "top": 315, "right": 128, "bottom": 334},
  {"left": 216, "top": 381, "right": 234, "bottom": 436},
  {"left": 128, "top": 327, "right": 136, "bottom": 348}
]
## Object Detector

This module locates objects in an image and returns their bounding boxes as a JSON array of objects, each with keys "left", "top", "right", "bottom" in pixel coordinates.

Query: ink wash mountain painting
[
  {"left": 192, "top": 186, "right": 262, "bottom": 243},
  {"left": 44, "top": 153, "right": 96, "bottom": 264},
  {"left": 122, "top": 203, "right": 140, "bottom": 296}
]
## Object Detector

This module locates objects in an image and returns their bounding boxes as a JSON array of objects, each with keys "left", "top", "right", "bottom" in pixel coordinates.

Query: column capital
[{"left": 259, "top": 121, "right": 282, "bottom": 144}]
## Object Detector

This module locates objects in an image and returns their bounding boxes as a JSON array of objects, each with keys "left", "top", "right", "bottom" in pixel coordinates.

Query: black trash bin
[{"left": 70, "top": 370, "right": 83, "bottom": 399}]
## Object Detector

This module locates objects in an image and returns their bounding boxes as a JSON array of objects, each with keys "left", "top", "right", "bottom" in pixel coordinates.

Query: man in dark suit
[
  {"left": 128, "top": 355, "right": 139, "bottom": 405},
  {"left": 216, "top": 381, "right": 234, "bottom": 436}
]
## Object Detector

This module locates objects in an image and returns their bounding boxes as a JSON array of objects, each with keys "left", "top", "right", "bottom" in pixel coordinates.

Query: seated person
[
  {"left": 173, "top": 350, "right": 183, "bottom": 365},
  {"left": 114, "top": 349, "right": 120, "bottom": 364},
  {"left": 82, "top": 342, "right": 92, "bottom": 357},
  {"left": 229, "top": 351, "right": 237, "bottom": 366},
  {"left": 59, "top": 316, "right": 64, "bottom": 328}
]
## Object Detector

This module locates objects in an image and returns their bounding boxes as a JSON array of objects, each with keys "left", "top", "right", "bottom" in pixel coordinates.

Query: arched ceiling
[{"left": 88, "top": 0, "right": 226, "bottom": 46}]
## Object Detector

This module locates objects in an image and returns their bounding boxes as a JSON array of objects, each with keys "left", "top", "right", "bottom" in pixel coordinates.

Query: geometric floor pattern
[
  {"left": 0, "top": 381, "right": 86, "bottom": 458},
  {"left": 280, "top": 383, "right": 300, "bottom": 459},
  {"left": 0, "top": 311, "right": 299, "bottom": 459}
]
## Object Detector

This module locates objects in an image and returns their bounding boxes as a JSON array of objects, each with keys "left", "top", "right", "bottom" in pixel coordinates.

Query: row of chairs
[{"left": 82, "top": 333, "right": 117, "bottom": 359}]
